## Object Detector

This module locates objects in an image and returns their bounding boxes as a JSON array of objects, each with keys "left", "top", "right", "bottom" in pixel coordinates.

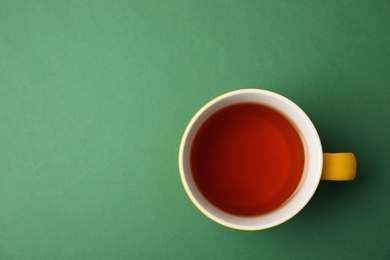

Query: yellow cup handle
[{"left": 321, "top": 153, "right": 356, "bottom": 181}]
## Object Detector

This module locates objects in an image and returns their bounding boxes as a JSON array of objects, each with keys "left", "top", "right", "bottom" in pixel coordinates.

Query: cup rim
[{"left": 178, "top": 88, "right": 323, "bottom": 230}]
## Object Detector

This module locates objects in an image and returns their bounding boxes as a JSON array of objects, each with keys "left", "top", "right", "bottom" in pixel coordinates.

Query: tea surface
[{"left": 191, "top": 103, "right": 305, "bottom": 216}]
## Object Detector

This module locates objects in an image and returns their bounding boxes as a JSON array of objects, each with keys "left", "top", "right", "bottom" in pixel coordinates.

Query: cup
[{"left": 178, "top": 89, "right": 356, "bottom": 231}]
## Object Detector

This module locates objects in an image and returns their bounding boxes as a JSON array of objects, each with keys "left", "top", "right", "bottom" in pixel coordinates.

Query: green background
[{"left": 1, "top": 0, "right": 389, "bottom": 259}]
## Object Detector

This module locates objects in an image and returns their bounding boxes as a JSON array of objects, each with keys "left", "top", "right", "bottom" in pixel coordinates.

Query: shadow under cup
[{"left": 179, "top": 89, "right": 323, "bottom": 231}]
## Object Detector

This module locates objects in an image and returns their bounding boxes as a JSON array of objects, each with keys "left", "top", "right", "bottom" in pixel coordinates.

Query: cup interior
[{"left": 179, "top": 89, "right": 322, "bottom": 230}]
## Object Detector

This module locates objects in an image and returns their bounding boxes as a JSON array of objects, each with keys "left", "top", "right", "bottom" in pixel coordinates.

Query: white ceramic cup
[{"left": 179, "top": 89, "right": 354, "bottom": 231}]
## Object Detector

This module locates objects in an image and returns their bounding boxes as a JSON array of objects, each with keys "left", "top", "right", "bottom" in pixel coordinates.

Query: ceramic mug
[{"left": 178, "top": 89, "right": 356, "bottom": 231}]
